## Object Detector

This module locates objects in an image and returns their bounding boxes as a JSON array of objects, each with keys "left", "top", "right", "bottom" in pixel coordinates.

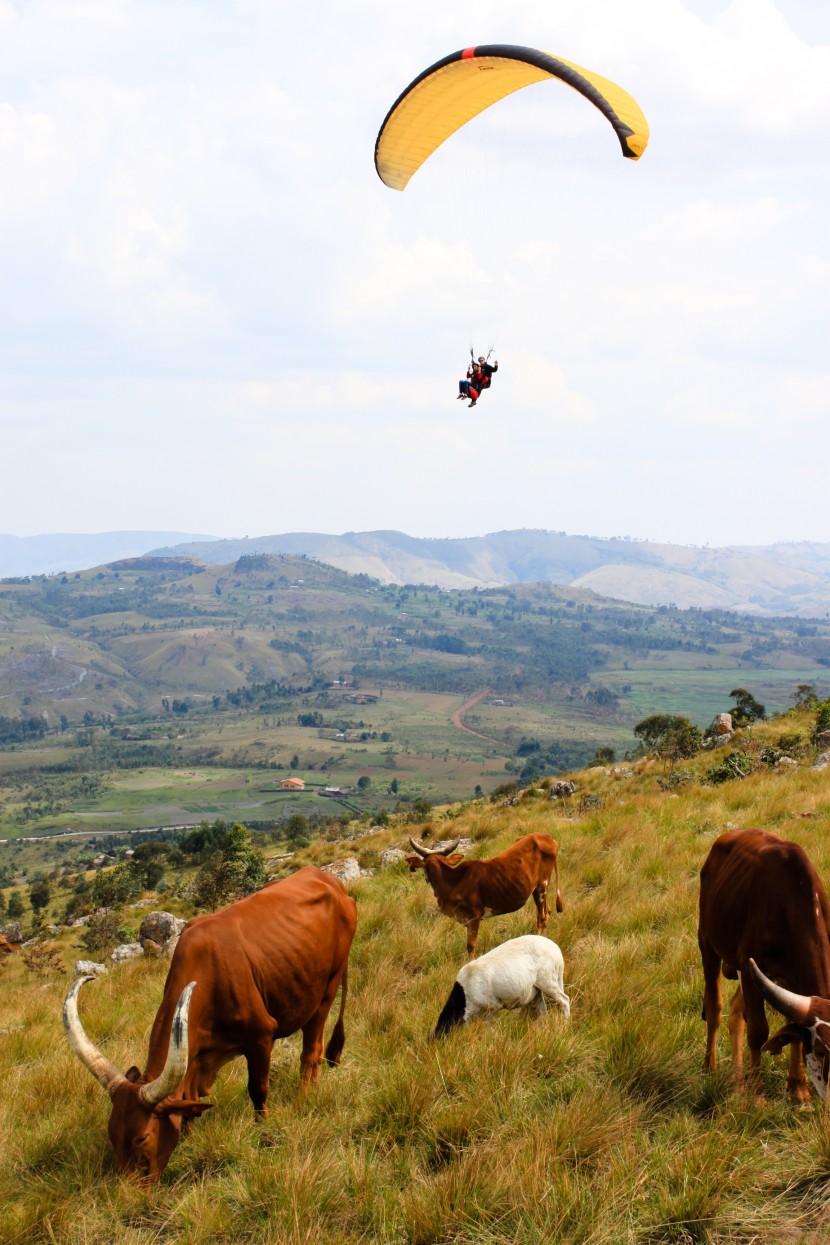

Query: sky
[{"left": 0, "top": 0, "right": 828, "bottom": 549}]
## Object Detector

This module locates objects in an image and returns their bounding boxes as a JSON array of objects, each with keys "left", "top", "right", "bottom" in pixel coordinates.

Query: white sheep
[{"left": 433, "top": 934, "right": 570, "bottom": 1037}]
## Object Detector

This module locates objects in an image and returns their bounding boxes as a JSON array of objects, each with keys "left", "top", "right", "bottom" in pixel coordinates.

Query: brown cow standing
[
  {"left": 698, "top": 828, "right": 830, "bottom": 1102},
  {"left": 64, "top": 866, "right": 357, "bottom": 1182},
  {"left": 408, "top": 832, "right": 563, "bottom": 957}
]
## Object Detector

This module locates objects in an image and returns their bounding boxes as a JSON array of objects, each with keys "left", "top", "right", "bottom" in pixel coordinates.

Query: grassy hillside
[{"left": 2, "top": 708, "right": 830, "bottom": 1242}]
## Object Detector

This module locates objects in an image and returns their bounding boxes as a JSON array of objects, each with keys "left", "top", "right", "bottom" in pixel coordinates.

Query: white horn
[
  {"left": 409, "top": 837, "right": 429, "bottom": 857},
  {"left": 748, "top": 959, "right": 812, "bottom": 1023},
  {"left": 63, "top": 976, "right": 127, "bottom": 1097},
  {"left": 139, "top": 981, "right": 196, "bottom": 1107}
]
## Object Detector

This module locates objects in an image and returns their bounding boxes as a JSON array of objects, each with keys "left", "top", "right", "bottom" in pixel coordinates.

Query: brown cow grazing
[
  {"left": 64, "top": 866, "right": 357, "bottom": 1183},
  {"left": 698, "top": 828, "right": 830, "bottom": 1102},
  {"left": 408, "top": 832, "right": 563, "bottom": 957}
]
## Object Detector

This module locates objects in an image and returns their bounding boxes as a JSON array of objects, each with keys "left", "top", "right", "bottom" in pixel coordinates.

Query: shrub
[
  {"left": 705, "top": 751, "right": 756, "bottom": 785},
  {"left": 22, "top": 944, "right": 66, "bottom": 978},
  {"left": 81, "top": 910, "right": 127, "bottom": 955}
]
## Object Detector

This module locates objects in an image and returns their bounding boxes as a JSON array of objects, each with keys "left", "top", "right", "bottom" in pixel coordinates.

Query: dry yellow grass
[{"left": 2, "top": 724, "right": 830, "bottom": 1243}]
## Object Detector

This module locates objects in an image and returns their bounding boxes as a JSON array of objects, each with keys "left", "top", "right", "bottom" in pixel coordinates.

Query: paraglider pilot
[{"left": 457, "top": 356, "right": 498, "bottom": 408}]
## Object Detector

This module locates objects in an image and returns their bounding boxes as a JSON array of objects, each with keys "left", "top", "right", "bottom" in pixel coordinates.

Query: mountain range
[{"left": 4, "top": 528, "right": 830, "bottom": 618}]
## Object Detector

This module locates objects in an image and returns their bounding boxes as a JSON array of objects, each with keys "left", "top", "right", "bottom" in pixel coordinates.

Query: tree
[
  {"left": 28, "top": 875, "right": 51, "bottom": 916},
  {"left": 192, "top": 822, "right": 265, "bottom": 910},
  {"left": 729, "top": 688, "right": 765, "bottom": 725},
  {"left": 357, "top": 775, "right": 371, "bottom": 792},
  {"left": 290, "top": 755, "right": 299, "bottom": 770},
  {"left": 129, "top": 843, "right": 171, "bottom": 890},
  {"left": 92, "top": 863, "right": 139, "bottom": 909},
  {"left": 284, "top": 814, "right": 310, "bottom": 846},
  {"left": 7, "top": 891, "right": 24, "bottom": 920},
  {"left": 388, "top": 778, "right": 399, "bottom": 795},
  {"left": 633, "top": 715, "right": 702, "bottom": 768},
  {"left": 0, "top": 890, "right": 6, "bottom": 917},
  {"left": 792, "top": 684, "right": 819, "bottom": 710}
]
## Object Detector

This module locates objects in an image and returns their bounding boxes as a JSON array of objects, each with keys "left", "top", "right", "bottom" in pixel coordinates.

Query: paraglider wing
[{"left": 375, "top": 44, "right": 649, "bottom": 191}]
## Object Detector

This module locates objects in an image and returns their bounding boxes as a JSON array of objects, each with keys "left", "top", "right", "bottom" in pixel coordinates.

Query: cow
[
  {"left": 748, "top": 959, "right": 830, "bottom": 1102},
  {"left": 433, "top": 935, "right": 570, "bottom": 1037},
  {"left": 63, "top": 865, "right": 357, "bottom": 1183},
  {"left": 698, "top": 828, "right": 830, "bottom": 1102},
  {"left": 407, "top": 832, "right": 563, "bottom": 957},
  {"left": 0, "top": 933, "right": 21, "bottom": 954}
]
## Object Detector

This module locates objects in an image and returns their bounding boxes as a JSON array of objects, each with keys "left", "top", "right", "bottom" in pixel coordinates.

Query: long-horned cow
[
  {"left": 749, "top": 959, "right": 830, "bottom": 1102},
  {"left": 408, "top": 832, "right": 563, "bottom": 957},
  {"left": 698, "top": 828, "right": 830, "bottom": 1102},
  {"left": 64, "top": 866, "right": 357, "bottom": 1182}
]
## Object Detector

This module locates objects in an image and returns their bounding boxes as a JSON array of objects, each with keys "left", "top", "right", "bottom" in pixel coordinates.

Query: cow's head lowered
[
  {"left": 63, "top": 976, "right": 211, "bottom": 1182},
  {"left": 749, "top": 958, "right": 830, "bottom": 1100}
]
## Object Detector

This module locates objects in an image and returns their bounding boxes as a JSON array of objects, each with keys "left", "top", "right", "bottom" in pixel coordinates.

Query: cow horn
[
  {"left": 63, "top": 975, "right": 128, "bottom": 1097},
  {"left": 409, "top": 837, "right": 461, "bottom": 858},
  {"left": 138, "top": 981, "right": 196, "bottom": 1107},
  {"left": 748, "top": 959, "right": 813, "bottom": 1023}
]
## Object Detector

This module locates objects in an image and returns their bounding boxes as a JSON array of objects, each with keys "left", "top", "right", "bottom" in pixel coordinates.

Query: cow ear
[
  {"left": 405, "top": 856, "right": 425, "bottom": 871},
  {"left": 763, "top": 1023, "right": 807, "bottom": 1055},
  {"left": 125, "top": 1066, "right": 143, "bottom": 1083},
  {"left": 157, "top": 1099, "right": 213, "bottom": 1119}
]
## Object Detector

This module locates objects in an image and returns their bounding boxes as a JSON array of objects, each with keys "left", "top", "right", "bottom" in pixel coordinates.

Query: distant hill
[
  {"left": 148, "top": 529, "right": 830, "bottom": 617},
  {"left": 1, "top": 551, "right": 828, "bottom": 731},
  {"left": 0, "top": 531, "right": 215, "bottom": 579}
]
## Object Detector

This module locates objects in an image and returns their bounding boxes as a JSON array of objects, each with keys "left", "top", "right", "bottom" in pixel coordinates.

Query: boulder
[
  {"left": 775, "top": 756, "right": 798, "bottom": 768},
  {"left": 380, "top": 847, "right": 407, "bottom": 867},
  {"left": 0, "top": 922, "right": 23, "bottom": 944},
  {"left": 813, "top": 751, "right": 830, "bottom": 770},
  {"left": 139, "top": 911, "right": 187, "bottom": 957},
  {"left": 549, "top": 781, "right": 576, "bottom": 800},
  {"left": 75, "top": 960, "right": 108, "bottom": 977},
  {"left": 111, "top": 942, "right": 143, "bottom": 963},
  {"left": 321, "top": 857, "right": 362, "bottom": 884}
]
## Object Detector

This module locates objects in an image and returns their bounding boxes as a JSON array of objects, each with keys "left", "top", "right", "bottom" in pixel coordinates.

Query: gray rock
[
  {"left": 0, "top": 922, "right": 23, "bottom": 943},
  {"left": 139, "top": 911, "right": 186, "bottom": 957},
  {"left": 775, "top": 756, "right": 798, "bottom": 768},
  {"left": 75, "top": 960, "right": 108, "bottom": 977},
  {"left": 321, "top": 857, "right": 362, "bottom": 884},
  {"left": 710, "top": 713, "right": 734, "bottom": 736},
  {"left": 549, "top": 781, "right": 576, "bottom": 800},
  {"left": 380, "top": 847, "right": 407, "bottom": 867},
  {"left": 111, "top": 942, "right": 143, "bottom": 963},
  {"left": 69, "top": 915, "right": 91, "bottom": 927}
]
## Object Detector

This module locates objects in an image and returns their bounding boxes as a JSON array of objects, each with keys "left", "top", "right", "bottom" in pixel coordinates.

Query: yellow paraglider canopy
[{"left": 375, "top": 44, "right": 649, "bottom": 191}]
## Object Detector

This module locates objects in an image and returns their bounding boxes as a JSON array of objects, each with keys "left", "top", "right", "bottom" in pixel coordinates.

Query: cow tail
[
  {"left": 554, "top": 849, "right": 564, "bottom": 914},
  {"left": 324, "top": 965, "right": 348, "bottom": 1067}
]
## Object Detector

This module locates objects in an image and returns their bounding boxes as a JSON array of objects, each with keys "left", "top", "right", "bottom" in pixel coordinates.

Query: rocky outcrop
[
  {"left": 75, "top": 960, "right": 108, "bottom": 977},
  {"left": 111, "top": 943, "right": 143, "bottom": 963},
  {"left": 139, "top": 911, "right": 187, "bottom": 958},
  {"left": 321, "top": 857, "right": 362, "bottom": 884}
]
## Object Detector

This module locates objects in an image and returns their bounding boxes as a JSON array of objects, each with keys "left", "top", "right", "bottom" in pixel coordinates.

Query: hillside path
[{"left": 451, "top": 689, "right": 499, "bottom": 743}]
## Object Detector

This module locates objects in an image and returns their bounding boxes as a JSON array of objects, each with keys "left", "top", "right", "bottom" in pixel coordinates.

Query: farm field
[{"left": 2, "top": 707, "right": 830, "bottom": 1242}]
